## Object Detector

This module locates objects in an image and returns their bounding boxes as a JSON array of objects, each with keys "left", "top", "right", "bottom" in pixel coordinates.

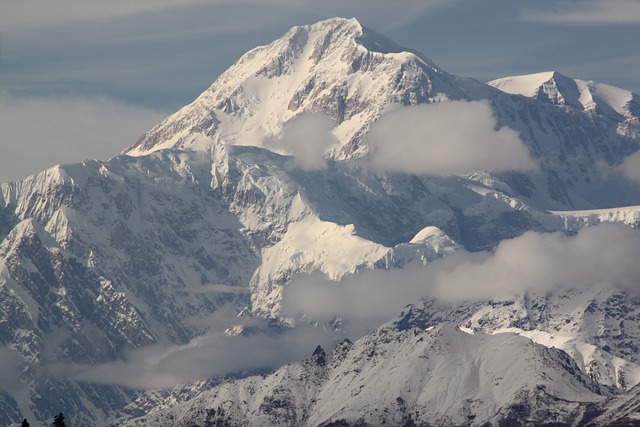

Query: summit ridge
[{"left": 126, "top": 17, "right": 466, "bottom": 159}]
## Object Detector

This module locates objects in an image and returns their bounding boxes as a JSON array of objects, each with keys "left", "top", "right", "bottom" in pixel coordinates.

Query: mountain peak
[
  {"left": 302, "top": 16, "right": 363, "bottom": 33},
  {"left": 488, "top": 71, "right": 638, "bottom": 121},
  {"left": 125, "top": 17, "right": 464, "bottom": 158},
  {"left": 313, "top": 17, "right": 413, "bottom": 55},
  {"left": 488, "top": 70, "right": 578, "bottom": 103}
]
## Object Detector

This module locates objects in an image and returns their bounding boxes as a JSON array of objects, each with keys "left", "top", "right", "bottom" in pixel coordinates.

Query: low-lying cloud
[
  {"left": 0, "top": 93, "right": 165, "bottom": 183},
  {"left": 619, "top": 151, "right": 640, "bottom": 183},
  {"left": 523, "top": 0, "right": 640, "bottom": 24},
  {"left": 178, "top": 284, "right": 251, "bottom": 295},
  {"left": 363, "top": 101, "right": 537, "bottom": 176},
  {"left": 282, "top": 223, "right": 640, "bottom": 335},
  {"left": 52, "top": 304, "right": 340, "bottom": 389},
  {"left": 271, "top": 113, "right": 338, "bottom": 171},
  {"left": 16, "top": 224, "right": 640, "bottom": 390},
  {"left": 0, "top": 347, "right": 24, "bottom": 393},
  {"left": 431, "top": 223, "right": 640, "bottom": 300}
]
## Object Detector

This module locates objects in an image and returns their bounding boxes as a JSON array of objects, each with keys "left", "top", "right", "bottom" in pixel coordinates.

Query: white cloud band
[{"left": 363, "top": 101, "right": 537, "bottom": 176}]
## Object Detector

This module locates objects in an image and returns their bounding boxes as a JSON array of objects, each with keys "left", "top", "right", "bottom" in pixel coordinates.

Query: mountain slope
[
  {"left": 391, "top": 286, "right": 640, "bottom": 391},
  {"left": 0, "top": 152, "right": 260, "bottom": 425},
  {"left": 4, "top": 143, "right": 638, "bottom": 424},
  {"left": 488, "top": 71, "right": 640, "bottom": 136},
  {"left": 120, "top": 324, "right": 606, "bottom": 427}
]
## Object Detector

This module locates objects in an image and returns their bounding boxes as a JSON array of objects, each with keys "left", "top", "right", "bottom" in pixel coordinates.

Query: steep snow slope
[
  {"left": 4, "top": 143, "right": 637, "bottom": 424},
  {"left": 488, "top": 71, "right": 640, "bottom": 136},
  {"left": 0, "top": 145, "right": 469, "bottom": 423},
  {"left": 119, "top": 324, "right": 606, "bottom": 427},
  {"left": 127, "top": 18, "right": 468, "bottom": 160},
  {"left": 391, "top": 286, "right": 640, "bottom": 392},
  {"left": 588, "top": 383, "right": 640, "bottom": 425}
]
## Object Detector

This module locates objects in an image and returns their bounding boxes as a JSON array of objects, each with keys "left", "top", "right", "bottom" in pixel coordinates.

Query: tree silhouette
[
  {"left": 21, "top": 419, "right": 29, "bottom": 427},
  {"left": 53, "top": 412, "right": 66, "bottom": 427}
]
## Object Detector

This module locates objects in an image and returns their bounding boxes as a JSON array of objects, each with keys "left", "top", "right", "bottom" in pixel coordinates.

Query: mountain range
[{"left": 1, "top": 17, "right": 640, "bottom": 426}]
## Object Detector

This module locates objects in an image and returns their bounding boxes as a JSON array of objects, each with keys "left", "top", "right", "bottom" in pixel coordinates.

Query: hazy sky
[{"left": 1, "top": 0, "right": 639, "bottom": 182}]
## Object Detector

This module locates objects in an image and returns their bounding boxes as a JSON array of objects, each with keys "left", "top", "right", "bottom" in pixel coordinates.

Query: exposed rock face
[{"left": 0, "top": 153, "right": 260, "bottom": 425}]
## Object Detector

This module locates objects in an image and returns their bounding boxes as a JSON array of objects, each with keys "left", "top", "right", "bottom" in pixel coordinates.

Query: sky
[{"left": 1, "top": 0, "right": 640, "bottom": 182}]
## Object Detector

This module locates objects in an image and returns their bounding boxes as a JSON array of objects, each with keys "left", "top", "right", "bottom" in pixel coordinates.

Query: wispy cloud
[
  {"left": 619, "top": 151, "right": 640, "bottom": 183},
  {"left": 178, "top": 284, "right": 251, "bottom": 295},
  {"left": 1, "top": 0, "right": 448, "bottom": 33},
  {"left": 0, "top": 347, "right": 23, "bottom": 394},
  {"left": 282, "top": 223, "right": 640, "bottom": 335},
  {"left": 51, "top": 305, "right": 340, "bottom": 389},
  {"left": 363, "top": 101, "right": 537, "bottom": 176},
  {"left": 0, "top": 93, "right": 165, "bottom": 183},
  {"left": 11, "top": 223, "right": 640, "bottom": 390},
  {"left": 269, "top": 114, "right": 338, "bottom": 171},
  {"left": 1, "top": 0, "right": 210, "bottom": 31},
  {"left": 523, "top": 0, "right": 640, "bottom": 24}
]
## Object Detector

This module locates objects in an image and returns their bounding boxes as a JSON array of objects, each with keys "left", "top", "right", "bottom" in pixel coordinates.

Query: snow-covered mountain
[
  {"left": 126, "top": 18, "right": 469, "bottom": 160},
  {"left": 0, "top": 153, "right": 261, "bottom": 425},
  {"left": 488, "top": 71, "right": 640, "bottom": 137},
  {"left": 391, "top": 286, "right": 640, "bottom": 392},
  {"left": 119, "top": 323, "right": 607, "bottom": 426},
  {"left": 589, "top": 383, "right": 640, "bottom": 425},
  {"left": 126, "top": 19, "right": 640, "bottom": 211},
  {"left": 2, "top": 16, "right": 640, "bottom": 426}
]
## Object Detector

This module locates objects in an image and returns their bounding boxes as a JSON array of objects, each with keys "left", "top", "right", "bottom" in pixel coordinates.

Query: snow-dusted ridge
[
  {"left": 489, "top": 71, "right": 640, "bottom": 136},
  {"left": 391, "top": 285, "right": 640, "bottom": 391},
  {"left": 119, "top": 323, "right": 606, "bottom": 427}
]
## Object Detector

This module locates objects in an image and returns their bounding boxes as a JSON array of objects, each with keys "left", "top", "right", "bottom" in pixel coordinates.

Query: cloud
[
  {"left": 30, "top": 225, "right": 640, "bottom": 390},
  {"left": 51, "top": 304, "right": 340, "bottom": 389},
  {"left": 430, "top": 223, "right": 640, "bottom": 300},
  {"left": 363, "top": 101, "right": 537, "bottom": 176},
  {"left": 619, "top": 151, "right": 640, "bottom": 183},
  {"left": 1, "top": 0, "right": 448, "bottom": 33},
  {"left": 62, "top": 327, "right": 336, "bottom": 389},
  {"left": 0, "top": 0, "right": 210, "bottom": 31},
  {"left": 0, "top": 347, "right": 23, "bottom": 393},
  {"left": 282, "top": 223, "right": 640, "bottom": 335},
  {"left": 523, "top": 0, "right": 640, "bottom": 24},
  {"left": 0, "top": 93, "right": 165, "bottom": 183},
  {"left": 282, "top": 265, "right": 436, "bottom": 338},
  {"left": 270, "top": 114, "right": 338, "bottom": 171}
]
